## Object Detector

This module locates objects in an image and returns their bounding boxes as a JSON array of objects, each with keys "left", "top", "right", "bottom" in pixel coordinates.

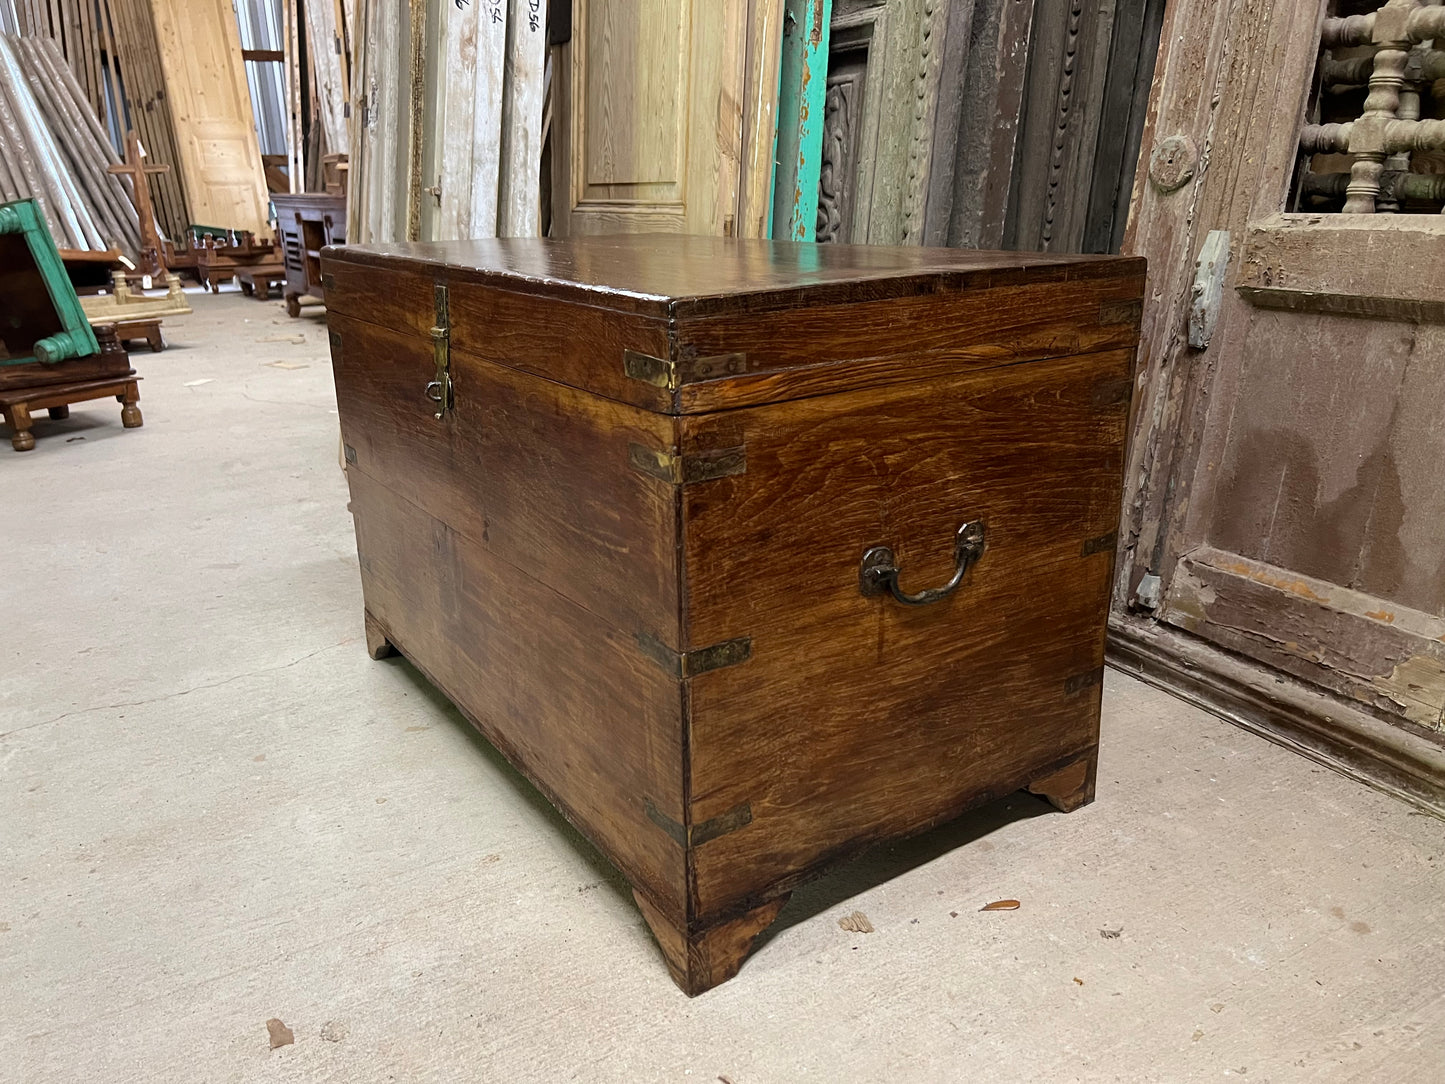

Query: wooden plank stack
[
  {"left": 0, "top": 33, "right": 140, "bottom": 256},
  {"left": 8, "top": 0, "right": 190, "bottom": 242},
  {"left": 348, "top": 0, "right": 547, "bottom": 244},
  {"left": 99, "top": 0, "right": 188, "bottom": 241}
]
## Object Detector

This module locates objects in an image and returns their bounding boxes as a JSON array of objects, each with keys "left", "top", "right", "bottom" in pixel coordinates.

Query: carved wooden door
[{"left": 1115, "top": 0, "right": 1445, "bottom": 811}]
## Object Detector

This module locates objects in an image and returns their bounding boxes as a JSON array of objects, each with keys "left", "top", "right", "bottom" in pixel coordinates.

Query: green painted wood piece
[
  {"left": 1, "top": 199, "right": 100, "bottom": 366},
  {"left": 771, "top": 0, "right": 833, "bottom": 242}
]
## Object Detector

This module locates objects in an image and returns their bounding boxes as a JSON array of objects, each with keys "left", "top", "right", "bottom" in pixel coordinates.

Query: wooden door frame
[{"left": 1110, "top": 0, "right": 1445, "bottom": 816}]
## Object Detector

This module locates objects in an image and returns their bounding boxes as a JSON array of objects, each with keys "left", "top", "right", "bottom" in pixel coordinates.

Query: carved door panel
[
  {"left": 820, "top": 0, "right": 1164, "bottom": 253},
  {"left": 1117, "top": 0, "right": 1445, "bottom": 807},
  {"left": 814, "top": 0, "right": 950, "bottom": 245}
]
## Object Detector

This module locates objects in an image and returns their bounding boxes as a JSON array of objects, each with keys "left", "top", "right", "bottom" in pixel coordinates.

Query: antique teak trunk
[{"left": 324, "top": 236, "right": 1145, "bottom": 995}]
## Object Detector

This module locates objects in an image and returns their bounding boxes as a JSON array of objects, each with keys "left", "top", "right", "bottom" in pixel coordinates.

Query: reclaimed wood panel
[
  {"left": 567, "top": 0, "right": 750, "bottom": 236},
  {"left": 304, "top": 0, "right": 349, "bottom": 155},
  {"left": 435, "top": 0, "right": 507, "bottom": 239},
  {"left": 1164, "top": 547, "right": 1445, "bottom": 731},
  {"left": 1116, "top": 0, "right": 1445, "bottom": 810},
  {"left": 772, "top": 0, "right": 831, "bottom": 241},
  {"left": 737, "top": 0, "right": 784, "bottom": 238}
]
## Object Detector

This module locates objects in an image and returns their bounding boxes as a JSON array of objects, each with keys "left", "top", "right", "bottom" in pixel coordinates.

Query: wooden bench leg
[
  {"left": 634, "top": 889, "right": 790, "bottom": 997},
  {"left": 285, "top": 293, "right": 302, "bottom": 318},
  {"left": 119, "top": 382, "right": 143, "bottom": 428},
  {"left": 1026, "top": 749, "right": 1098, "bottom": 813},
  {"left": 364, "top": 609, "right": 396, "bottom": 659},
  {"left": 5, "top": 403, "right": 35, "bottom": 451},
  {"left": 145, "top": 325, "right": 163, "bottom": 352},
  {"left": 48, "top": 405, "right": 70, "bottom": 420}
]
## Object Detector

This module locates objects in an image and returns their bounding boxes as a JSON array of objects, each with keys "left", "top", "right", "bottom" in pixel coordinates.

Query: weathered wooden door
[{"left": 1114, "top": 0, "right": 1445, "bottom": 811}]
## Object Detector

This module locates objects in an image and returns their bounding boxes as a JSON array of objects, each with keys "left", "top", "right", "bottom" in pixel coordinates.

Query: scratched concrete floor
[{"left": 2, "top": 291, "right": 1443, "bottom": 1084}]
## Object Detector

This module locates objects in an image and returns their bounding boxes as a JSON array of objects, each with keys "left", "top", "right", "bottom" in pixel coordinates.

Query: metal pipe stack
[{"left": 0, "top": 33, "right": 140, "bottom": 257}]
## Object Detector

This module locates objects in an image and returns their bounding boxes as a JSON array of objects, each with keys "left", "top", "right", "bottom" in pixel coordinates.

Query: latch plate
[{"left": 427, "top": 282, "right": 452, "bottom": 420}]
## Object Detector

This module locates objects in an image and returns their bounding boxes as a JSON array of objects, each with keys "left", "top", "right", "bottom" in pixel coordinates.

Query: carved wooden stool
[
  {"left": 112, "top": 318, "right": 164, "bottom": 353},
  {"left": 0, "top": 374, "right": 142, "bottom": 452}
]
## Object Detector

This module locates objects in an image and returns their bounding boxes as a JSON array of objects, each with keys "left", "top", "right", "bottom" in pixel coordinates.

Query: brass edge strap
[
  {"left": 636, "top": 632, "right": 753, "bottom": 678},
  {"left": 623, "top": 350, "right": 748, "bottom": 390},
  {"left": 644, "top": 799, "right": 754, "bottom": 848},
  {"left": 1064, "top": 667, "right": 1105, "bottom": 695},
  {"left": 623, "top": 350, "right": 676, "bottom": 389},
  {"left": 1082, "top": 530, "right": 1118, "bottom": 557},
  {"left": 627, "top": 442, "right": 747, "bottom": 484}
]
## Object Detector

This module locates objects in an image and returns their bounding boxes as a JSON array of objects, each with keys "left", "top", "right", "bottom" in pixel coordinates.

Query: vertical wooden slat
[
  {"left": 366, "top": 0, "right": 407, "bottom": 242},
  {"left": 305, "top": 0, "right": 348, "bottom": 154},
  {"left": 468, "top": 1, "right": 506, "bottom": 235},
  {"left": 547, "top": 35, "right": 571, "bottom": 238},
  {"left": 738, "top": 0, "right": 784, "bottom": 239},
  {"left": 432, "top": 0, "right": 505, "bottom": 239},
  {"left": 345, "top": 0, "right": 367, "bottom": 240},
  {"left": 772, "top": 0, "right": 832, "bottom": 241},
  {"left": 285, "top": 0, "right": 302, "bottom": 193},
  {"left": 405, "top": 0, "right": 426, "bottom": 238},
  {"left": 499, "top": 0, "right": 545, "bottom": 236}
]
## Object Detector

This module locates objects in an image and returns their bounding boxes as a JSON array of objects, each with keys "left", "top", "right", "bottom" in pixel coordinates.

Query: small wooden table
[
  {"left": 188, "top": 233, "right": 283, "bottom": 293},
  {"left": 1, "top": 372, "right": 142, "bottom": 452},
  {"left": 112, "top": 318, "right": 164, "bottom": 353},
  {"left": 236, "top": 267, "right": 290, "bottom": 301}
]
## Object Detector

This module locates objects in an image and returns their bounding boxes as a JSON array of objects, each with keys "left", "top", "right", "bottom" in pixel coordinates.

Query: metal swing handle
[{"left": 859, "top": 521, "right": 986, "bottom": 607}]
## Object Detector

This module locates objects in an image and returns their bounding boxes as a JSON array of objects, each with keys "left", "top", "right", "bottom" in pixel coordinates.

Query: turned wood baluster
[
  {"left": 1344, "top": 0, "right": 1415, "bottom": 214},
  {"left": 1407, "top": 3, "right": 1445, "bottom": 213}
]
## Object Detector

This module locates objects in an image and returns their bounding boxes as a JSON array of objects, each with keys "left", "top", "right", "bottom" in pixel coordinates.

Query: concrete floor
[{"left": 2, "top": 291, "right": 1443, "bottom": 1084}]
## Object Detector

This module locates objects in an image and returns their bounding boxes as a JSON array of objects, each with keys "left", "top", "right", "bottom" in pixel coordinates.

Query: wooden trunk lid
[{"left": 322, "top": 235, "right": 1145, "bottom": 415}]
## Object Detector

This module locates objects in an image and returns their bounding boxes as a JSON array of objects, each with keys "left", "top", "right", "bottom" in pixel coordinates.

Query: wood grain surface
[
  {"left": 330, "top": 313, "right": 681, "bottom": 644},
  {"left": 680, "top": 349, "right": 1131, "bottom": 921},
  {"left": 323, "top": 236, "right": 1142, "bottom": 414},
  {"left": 149, "top": 0, "right": 270, "bottom": 236},
  {"left": 331, "top": 234, "right": 1143, "bottom": 317},
  {"left": 347, "top": 469, "right": 689, "bottom": 922}
]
